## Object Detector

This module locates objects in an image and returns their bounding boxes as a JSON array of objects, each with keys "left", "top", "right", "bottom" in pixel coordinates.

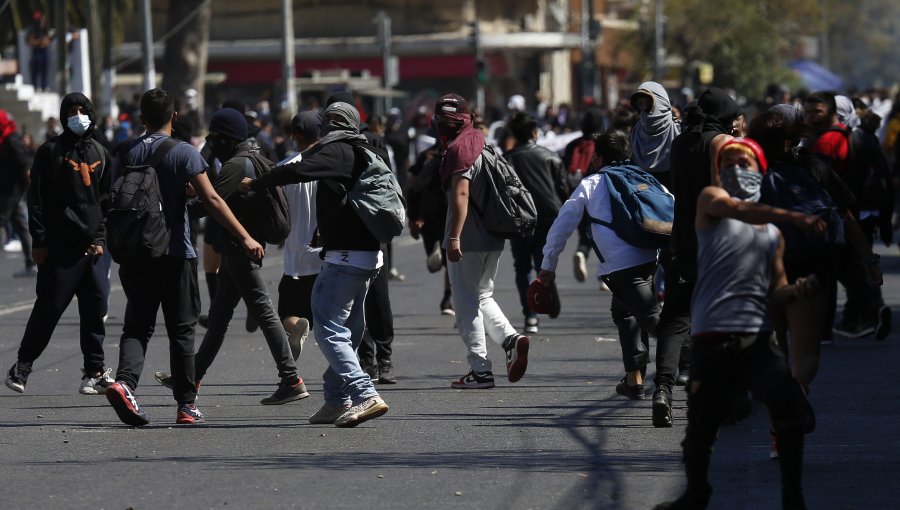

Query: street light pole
[
  {"left": 473, "top": 19, "right": 485, "bottom": 115},
  {"left": 282, "top": 0, "right": 297, "bottom": 115},
  {"left": 376, "top": 11, "right": 393, "bottom": 115},
  {"left": 138, "top": 0, "right": 156, "bottom": 91},
  {"left": 654, "top": 0, "right": 664, "bottom": 82}
]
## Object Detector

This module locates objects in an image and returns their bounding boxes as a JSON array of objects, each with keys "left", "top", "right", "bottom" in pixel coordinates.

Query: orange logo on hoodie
[{"left": 67, "top": 159, "right": 100, "bottom": 186}]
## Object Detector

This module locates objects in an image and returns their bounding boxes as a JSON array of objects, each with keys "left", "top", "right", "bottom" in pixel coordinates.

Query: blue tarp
[{"left": 788, "top": 60, "right": 844, "bottom": 91}]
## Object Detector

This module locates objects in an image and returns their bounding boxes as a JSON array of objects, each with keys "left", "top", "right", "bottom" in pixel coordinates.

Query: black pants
[
  {"left": 116, "top": 256, "right": 200, "bottom": 404},
  {"left": 601, "top": 261, "right": 660, "bottom": 373},
  {"left": 826, "top": 244, "right": 883, "bottom": 332},
  {"left": 195, "top": 250, "right": 297, "bottom": 382},
  {"left": 358, "top": 265, "right": 393, "bottom": 366},
  {"left": 681, "top": 332, "right": 810, "bottom": 505},
  {"left": 277, "top": 273, "right": 317, "bottom": 327},
  {"left": 0, "top": 186, "right": 33, "bottom": 267},
  {"left": 17, "top": 251, "right": 110, "bottom": 371},
  {"left": 654, "top": 259, "right": 693, "bottom": 388},
  {"left": 510, "top": 223, "right": 551, "bottom": 319}
]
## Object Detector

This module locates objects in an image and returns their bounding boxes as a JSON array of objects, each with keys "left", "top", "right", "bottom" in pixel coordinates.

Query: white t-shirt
[
  {"left": 278, "top": 152, "right": 322, "bottom": 277},
  {"left": 541, "top": 171, "right": 659, "bottom": 276}
]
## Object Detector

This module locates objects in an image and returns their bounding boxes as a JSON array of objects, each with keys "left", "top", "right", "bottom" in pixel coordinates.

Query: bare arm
[
  {"left": 446, "top": 174, "right": 469, "bottom": 262},
  {"left": 695, "top": 186, "right": 826, "bottom": 233},
  {"left": 191, "top": 172, "right": 264, "bottom": 261}
]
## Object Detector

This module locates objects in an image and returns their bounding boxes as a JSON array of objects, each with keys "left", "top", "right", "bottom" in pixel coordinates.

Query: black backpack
[
  {"left": 470, "top": 144, "right": 538, "bottom": 239},
  {"left": 238, "top": 149, "right": 291, "bottom": 245},
  {"left": 106, "top": 138, "right": 176, "bottom": 264}
]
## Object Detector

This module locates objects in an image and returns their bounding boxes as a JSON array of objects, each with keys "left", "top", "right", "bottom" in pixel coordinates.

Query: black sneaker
[
  {"left": 451, "top": 370, "right": 495, "bottom": 389},
  {"left": 5, "top": 361, "right": 32, "bottom": 393},
  {"left": 615, "top": 376, "right": 645, "bottom": 400},
  {"left": 176, "top": 403, "right": 204, "bottom": 425},
  {"left": 260, "top": 377, "right": 310, "bottom": 405},
  {"left": 876, "top": 305, "right": 892, "bottom": 341},
  {"left": 440, "top": 295, "right": 455, "bottom": 316},
  {"left": 503, "top": 334, "right": 529, "bottom": 383},
  {"left": 833, "top": 321, "right": 875, "bottom": 338},
  {"left": 524, "top": 316, "right": 539, "bottom": 334},
  {"left": 675, "top": 369, "right": 689, "bottom": 386},
  {"left": 652, "top": 386, "right": 673, "bottom": 427},
  {"left": 198, "top": 314, "right": 209, "bottom": 329},
  {"left": 106, "top": 381, "right": 150, "bottom": 427},
  {"left": 377, "top": 361, "right": 397, "bottom": 384}
]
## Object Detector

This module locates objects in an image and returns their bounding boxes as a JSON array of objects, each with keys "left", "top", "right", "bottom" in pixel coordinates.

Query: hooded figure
[
  {"left": 30, "top": 92, "right": 110, "bottom": 255},
  {"left": 835, "top": 95, "right": 861, "bottom": 130},
  {"left": 630, "top": 81, "right": 681, "bottom": 175}
]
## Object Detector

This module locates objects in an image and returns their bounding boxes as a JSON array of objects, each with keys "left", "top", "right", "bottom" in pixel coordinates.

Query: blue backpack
[
  {"left": 586, "top": 163, "right": 674, "bottom": 257},
  {"left": 760, "top": 164, "right": 845, "bottom": 259}
]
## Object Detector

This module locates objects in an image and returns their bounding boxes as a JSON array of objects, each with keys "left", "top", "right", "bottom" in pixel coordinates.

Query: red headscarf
[
  {"left": 717, "top": 137, "right": 768, "bottom": 173},
  {"left": 435, "top": 94, "right": 484, "bottom": 185},
  {"left": 0, "top": 110, "right": 17, "bottom": 146}
]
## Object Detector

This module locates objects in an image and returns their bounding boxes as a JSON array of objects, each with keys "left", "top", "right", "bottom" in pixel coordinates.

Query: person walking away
[
  {"left": 563, "top": 108, "right": 606, "bottom": 283},
  {"left": 154, "top": 108, "right": 308, "bottom": 405},
  {"left": 0, "top": 109, "right": 37, "bottom": 277},
  {"left": 655, "top": 137, "right": 822, "bottom": 510},
  {"left": 105, "top": 88, "right": 264, "bottom": 427},
  {"left": 26, "top": 11, "right": 52, "bottom": 91},
  {"left": 5, "top": 93, "right": 114, "bottom": 395},
  {"left": 244, "top": 102, "right": 389, "bottom": 427},
  {"left": 505, "top": 112, "right": 567, "bottom": 335},
  {"left": 538, "top": 130, "right": 662, "bottom": 410},
  {"left": 276, "top": 111, "right": 322, "bottom": 361},
  {"left": 434, "top": 94, "right": 530, "bottom": 390}
]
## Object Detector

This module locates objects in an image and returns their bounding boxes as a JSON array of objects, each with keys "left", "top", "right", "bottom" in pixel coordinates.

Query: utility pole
[
  {"left": 472, "top": 18, "right": 485, "bottom": 115},
  {"left": 138, "top": 0, "right": 156, "bottom": 91},
  {"left": 282, "top": 0, "right": 297, "bottom": 115},
  {"left": 580, "top": 0, "right": 598, "bottom": 102},
  {"left": 653, "top": 0, "right": 665, "bottom": 82},
  {"left": 102, "top": 2, "right": 115, "bottom": 115},
  {"left": 54, "top": 0, "right": 66, "bottom": 93},
  {"left": 87, "top": 0, "right": 102, "bottom": 105},
  {"left": 376, "top": 11, "right": 394, "bottom": 115}
]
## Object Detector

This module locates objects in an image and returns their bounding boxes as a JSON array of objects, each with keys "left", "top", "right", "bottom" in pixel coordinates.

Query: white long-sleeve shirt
[{"left": 541, "top": 171, "right": 658, "bottom": 276}]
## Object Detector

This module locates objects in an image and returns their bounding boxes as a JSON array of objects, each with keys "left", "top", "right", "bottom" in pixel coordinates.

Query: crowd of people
[{"left": 1, "top": 78, "right": 899, "bottom": 509}]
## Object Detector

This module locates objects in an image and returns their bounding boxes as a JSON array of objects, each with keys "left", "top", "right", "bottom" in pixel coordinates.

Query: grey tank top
[{"left": 691, "top": 217, "right": 779, "bottom": 334}]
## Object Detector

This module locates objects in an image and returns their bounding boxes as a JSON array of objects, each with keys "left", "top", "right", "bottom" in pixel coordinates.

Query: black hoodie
[{"left": 28, "top": 92, "right": 112, "bottom": 256}]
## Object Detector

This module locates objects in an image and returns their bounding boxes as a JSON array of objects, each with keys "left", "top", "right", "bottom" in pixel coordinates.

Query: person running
[
  {"left": 434, "top": 93, "right": 529, "bottom": 390},
  {"left": 276, "top": 111, "right": 322, "bottom": 361},
  {"left": 654, "top": 138, "right": 822, "bottom": 510},
  {"left": 105, "top": 88, "right": 264, "bottom": 427},
  {"left": 538, "top": 130, "right": 662, "bottom": 408},
  {"left": 5, "top": 93, "right": 114, "bottom": 395},
  {"left": 504, "top": 112, "right": 567, "bottom": 335},
  {"left": 244, "top": 101, "right": 389, "bottom": 428},
  {"left": 154, "top": 108, "right": 308, "bottom": 406}
]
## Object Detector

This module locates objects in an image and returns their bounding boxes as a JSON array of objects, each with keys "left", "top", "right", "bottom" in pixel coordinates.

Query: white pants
[{"left": 448, "top": 250, "right": 517, "bottom": 373}]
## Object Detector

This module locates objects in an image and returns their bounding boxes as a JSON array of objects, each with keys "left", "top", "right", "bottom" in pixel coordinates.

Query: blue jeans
[{"left": 312, "top": 262, "right": 380, "bottom": 406}]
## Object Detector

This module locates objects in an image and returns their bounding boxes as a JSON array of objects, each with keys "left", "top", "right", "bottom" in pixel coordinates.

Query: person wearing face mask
[
  {"left": 655, "top": 138, "right": 824, "bottom": 510},
  {"left": 154, "top": 108, "right": 309, "bottom": 407},
  {"left": 0, "top": 109, "right": 36, "bottom": 277},
  {"left": 5, "top": 93, "right": 115, "bottom": 396}
]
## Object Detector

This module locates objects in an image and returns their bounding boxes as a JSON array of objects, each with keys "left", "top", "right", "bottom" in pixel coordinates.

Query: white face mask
[
  {"left": 720, "top": 164, "right": 762, "bottom": 202},
  {"left": 67, "top": 114, "right": 91, "bottom": 136}
]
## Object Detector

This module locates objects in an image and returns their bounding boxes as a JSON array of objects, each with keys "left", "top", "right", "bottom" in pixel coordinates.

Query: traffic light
[{"left": 476, "top": 59, "right": 488, "bottom": 83}]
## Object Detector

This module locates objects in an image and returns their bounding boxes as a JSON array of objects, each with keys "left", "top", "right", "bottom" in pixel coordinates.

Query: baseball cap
[{"left": 527, "top": 279, "right": 561, "bottom": 318}]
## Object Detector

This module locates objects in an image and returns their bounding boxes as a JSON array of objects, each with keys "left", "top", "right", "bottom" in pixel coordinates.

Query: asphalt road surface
[{"left": 1, "top": 234, "right": 897, "bottom": 509}]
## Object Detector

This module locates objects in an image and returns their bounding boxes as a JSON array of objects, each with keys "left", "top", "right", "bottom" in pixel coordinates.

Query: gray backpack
[{"left": 348, "top": 145, "right": 406, "bottom": 243}]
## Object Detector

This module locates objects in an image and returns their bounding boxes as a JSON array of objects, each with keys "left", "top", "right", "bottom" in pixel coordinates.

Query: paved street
[{"left": 1, "top": 234, "right": 897, "bottom": 510}]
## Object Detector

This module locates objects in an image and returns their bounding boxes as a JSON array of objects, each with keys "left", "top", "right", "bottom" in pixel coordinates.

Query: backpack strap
[{"left": 130, "top": 137, "right": 179, "bottom": 169}]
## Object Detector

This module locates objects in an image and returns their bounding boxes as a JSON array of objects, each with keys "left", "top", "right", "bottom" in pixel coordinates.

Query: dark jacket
[
  {"left": 251, "top": 139, "right": 384, "bottom": 252},
  {"left": 28, "top": 93, "right": 111, "bottom": 255},
  {"left": 505, "top": 142, "right": 568, "bottom": 226},
  {"left": 0, "top": 132, "right": 31, "bottom": 194}
]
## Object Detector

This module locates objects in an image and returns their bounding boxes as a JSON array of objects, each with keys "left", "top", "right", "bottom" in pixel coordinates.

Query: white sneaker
[
  {"left": 308, "top": 402, "right": 351, "bottom": 424},
  {"left": 287, "top": 318, "right": 310, "bottom": 361},
  {"left": 3, "top": 239, "right": 22, "bottom": 253},
  {"left": 573, "top": 252, "right": 587, "bottom": 283},
  {"left": 79, "top": 368, "right": 114, "bottom": 395}
]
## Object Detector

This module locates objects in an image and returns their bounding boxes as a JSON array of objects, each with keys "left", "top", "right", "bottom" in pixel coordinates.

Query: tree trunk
[{"left": 161, "top": 0, "right": 211, "bottom": 125}]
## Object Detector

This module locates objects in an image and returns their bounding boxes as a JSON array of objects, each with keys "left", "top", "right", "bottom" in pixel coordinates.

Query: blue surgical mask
[
  {"left": 67, "top": 114, "right": 91, "bottom": 136},
  {"left": 720, "top": 165, "right": 762, "bottom": 202}
]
